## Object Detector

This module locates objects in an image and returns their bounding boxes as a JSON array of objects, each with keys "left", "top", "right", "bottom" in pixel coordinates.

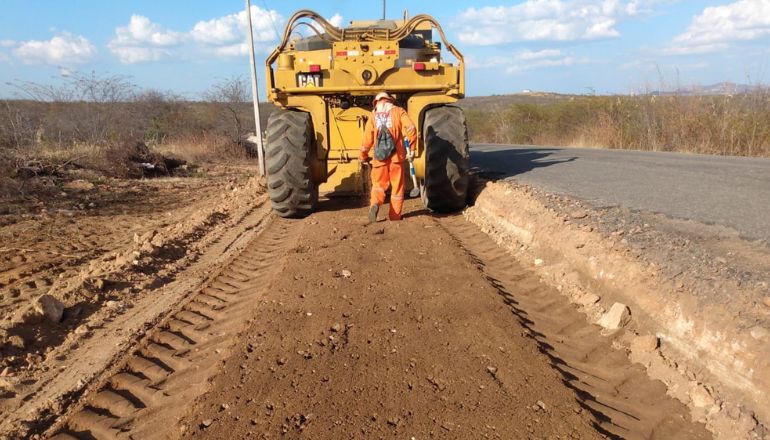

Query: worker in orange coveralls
[{"left": 359, "top": 92, "right": 418, "bottom": 222}]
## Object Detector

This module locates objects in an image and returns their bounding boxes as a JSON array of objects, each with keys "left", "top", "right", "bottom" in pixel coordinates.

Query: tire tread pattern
[
  {"left": 422, "top": 106, "right": 470, "bottom": 212},
  {"left": 265, "top": 110, "right": 318, "bottom": 218}
]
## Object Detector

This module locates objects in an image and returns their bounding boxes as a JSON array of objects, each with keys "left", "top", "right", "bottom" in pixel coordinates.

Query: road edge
[{"left": 464, "top": 180, "right": 768, "bottom": 440}]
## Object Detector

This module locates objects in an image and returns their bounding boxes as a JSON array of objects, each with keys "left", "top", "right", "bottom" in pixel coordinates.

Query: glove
[
  {"left": 359, "top": 150, "right": 370, "bottom": 162},
  {"left": 406, "top": 149, "right": 415, "bottom": 161}
]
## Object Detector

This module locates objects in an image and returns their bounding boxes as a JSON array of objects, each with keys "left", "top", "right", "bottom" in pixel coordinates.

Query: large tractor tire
[
  {"left": 265, "top": 110, "right": 318, "bottom": 218},
  {"left": 421, "top": 105, "right": 470, "bottom": 213}
]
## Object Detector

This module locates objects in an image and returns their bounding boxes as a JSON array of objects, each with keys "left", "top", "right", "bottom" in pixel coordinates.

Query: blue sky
[{"left": 1, "top": 0, "right": 769, "bottom": 98}]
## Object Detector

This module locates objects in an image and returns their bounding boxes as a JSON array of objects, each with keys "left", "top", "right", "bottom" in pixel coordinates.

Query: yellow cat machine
[{"left": 264, "top": 9, "right": 468, "bottom": 217}]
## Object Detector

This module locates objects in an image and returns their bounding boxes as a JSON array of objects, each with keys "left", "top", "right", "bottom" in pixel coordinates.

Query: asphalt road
[{"left": 470, "top": 144, "right": 770, "bottom": 242}]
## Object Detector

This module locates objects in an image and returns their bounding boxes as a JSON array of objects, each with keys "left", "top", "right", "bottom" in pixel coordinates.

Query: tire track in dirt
[
  {"left": 437, "top": 214, "right": 711, "bottom": 440},
  {"left": 47, "top": 217, "right": 300, "bottom": 440}
]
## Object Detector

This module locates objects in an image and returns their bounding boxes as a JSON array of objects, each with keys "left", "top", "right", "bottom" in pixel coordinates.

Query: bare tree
[
  {"left": 7, "top": 71, "right": 137, "bottom": 147},
  {"left": 202, "top": 75, "right": 251, "bottom": 142}
]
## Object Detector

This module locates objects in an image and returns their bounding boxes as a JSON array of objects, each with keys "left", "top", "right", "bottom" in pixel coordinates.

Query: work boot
[{"left": 368, "top": 205, "right": 379, "bottom": 223}]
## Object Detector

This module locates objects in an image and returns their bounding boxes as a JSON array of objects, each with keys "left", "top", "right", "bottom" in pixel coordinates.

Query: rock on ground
[
  {"left": 597, "top": 303, "right": 630, "bottom": 330},
  {"left": 34, "top": 295, "right": 64, "bottom": 323}
]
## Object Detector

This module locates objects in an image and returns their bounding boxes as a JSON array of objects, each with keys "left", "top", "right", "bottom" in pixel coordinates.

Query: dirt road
[{"left": 37, "top": 194, "right": 712, "bottom": 440}]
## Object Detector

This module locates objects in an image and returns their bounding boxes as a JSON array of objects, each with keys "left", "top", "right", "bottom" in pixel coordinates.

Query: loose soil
[
  {"left": 0, "top": 165, "right": 270, "bottom": 437},
  {"left": 2, "top": 176, "right": 713, "bottom": 440},
  {"left": 174, "top": 199, "right": 707, "bottom": 440}
]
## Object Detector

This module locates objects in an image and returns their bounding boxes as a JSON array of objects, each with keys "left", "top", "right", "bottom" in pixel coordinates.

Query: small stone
[
  {"left": 630, "top": 334, "right": 658, "bottom": 353},
  {"left": 221, "top": 403, "right": 229, "bottom": 410},
  {"left": 330, "top": 323, "right": 341, "bottom": 332},
  {"left": 1, "top": 367, "right": 12, "bottom": 376},
  {"left": 8, "top": 335, "right": 25, "bottom": 349},
  {"left": 201, "top": 419, "right": 213, "bottom": 428},
  {"left": 577, "top": 293, "right": 600, "bottom": 306},
  {"left": 534, "top": 258, "right": 544, "bottom": 266},
  {"left": 277, "top": 358, "right": 287, "bottom": 366},
  {"left": 0, "top": 376, "right": 19, "bottom": 391},
  {"left": 74, "top": 325, "right": 90, "bottom": 335},
  {"left": 340, "top": 269, "right": 352, "bottom": 278},
  {"left": 690, "top": 385, "right": 715, "bottom": 408},
  {"left": 749, "top": 327, "right": 769, "bottom": 342},
  {"left": 93, "top": 278, "right": 106, "bottom": 291},
  {"left": 763, "top": 297, "right": 770, "bottom": 308},
  {"left": 570, "top": 210, "right": 588, "bottom": 219},
  {"left": 536, "top": 400, "right": 547, "bottom": 410},
  {"left": 597, "top": 303, "right": 631, "bottom": 330},
  {"left": 486, "top": 366, "right": 498, "bottom": 375},
  {"left": 140, "top": 241, "right": 155, "bottom": 255},
  {"left": 34, "top": 294, "right": 64, "bottom": 323}
]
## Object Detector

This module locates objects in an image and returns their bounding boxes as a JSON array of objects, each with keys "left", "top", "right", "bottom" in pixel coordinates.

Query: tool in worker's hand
[{"left": 404, "top": 139, "right": 420, "bottom": 198}]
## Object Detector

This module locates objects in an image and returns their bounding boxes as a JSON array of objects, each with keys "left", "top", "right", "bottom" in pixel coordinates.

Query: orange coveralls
[{"left": 360, "top": 106, "right": 417, "bottom": 220}]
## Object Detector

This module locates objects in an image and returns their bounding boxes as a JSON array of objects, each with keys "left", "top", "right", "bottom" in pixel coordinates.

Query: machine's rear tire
[
  {"left": 421, "top": 106, "right": 470, "bottom": 212},
  {"left": 265, "top": 110, "right": 318, "bottom": 218}
]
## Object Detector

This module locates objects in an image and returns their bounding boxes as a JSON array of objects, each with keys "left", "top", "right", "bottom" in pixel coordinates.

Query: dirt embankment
[
  {"left": 0, "top": 164, "right": 269, "bottom": 437},
  {"left": 465, "top": 180, "right": 770, "bottom": 440}
]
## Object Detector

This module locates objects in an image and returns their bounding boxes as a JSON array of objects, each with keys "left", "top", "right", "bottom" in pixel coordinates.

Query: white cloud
[
  {"left": 108, "top": 6, "right": 283, "bottom": 64},
  {"left": 328, "top": 14, "right": 344, "bottom": 28},
  {"left": 0, "top": 52, "right": 10, "bottom": 64},
  {"left": 666, "top": 0, "right": 770, "bottom": 55},
  {"left": 0, "top": 39, "right": 16, "bottom": 48},
  {"left": 468, "top": 49, "right": 582, "bottom": 74},
  {"left": 117, "top": 15, "right": 182, "bottom": 46},
  {"left": 454, "top": 0, "right": 662, "bottom": 45},
  {"left": 191, "top": 5, "right": 281, "bottom": 45},
  {"left": 211, "top": 43, "right": 248, "bottom": 58},
  {"left": 13, "top": 32, "right": 96, "bottom": 65},
  {"left": 108, "top": 15, "right": 181, "bottom": 64}
]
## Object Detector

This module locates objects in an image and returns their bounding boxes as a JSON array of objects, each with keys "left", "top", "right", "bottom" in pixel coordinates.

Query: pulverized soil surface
[
  {"left": 174, "top": 199, "right": 709, "bottom": 440},
  {"left": 3, "top": 177, "right": 712, "bottom": 440},
  {"left": 0, "top": 165, "right": 271, "bottom": 437}
]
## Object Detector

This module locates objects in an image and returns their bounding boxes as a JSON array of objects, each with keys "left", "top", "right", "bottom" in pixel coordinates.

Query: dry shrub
[
  {"left": 466, "top": 91, "right": 770, "bottom": 157},
  {"left": 154, "top": 133, "right": 251, "bottom": 164}
]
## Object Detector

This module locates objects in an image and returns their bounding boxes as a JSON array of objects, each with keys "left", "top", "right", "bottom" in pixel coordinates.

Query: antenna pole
[
  {"left": 382, "top": 0, "right": 386, "bottom": 19},
  {"left": 245, "top": 0, "right": 265, "bottom": 177}
]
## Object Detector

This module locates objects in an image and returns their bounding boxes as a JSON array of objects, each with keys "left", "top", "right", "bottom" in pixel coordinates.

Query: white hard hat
[{"left": 373, "top": 91, "right": 394, "bottom": 104}]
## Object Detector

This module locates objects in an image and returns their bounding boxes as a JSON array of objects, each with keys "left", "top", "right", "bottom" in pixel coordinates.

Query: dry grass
[
  {"left": 154, "top": 133, "right": 251, "bottom": 164},
  {"left": 464, "top": 92, "right": 770, "bottom": 157}
]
